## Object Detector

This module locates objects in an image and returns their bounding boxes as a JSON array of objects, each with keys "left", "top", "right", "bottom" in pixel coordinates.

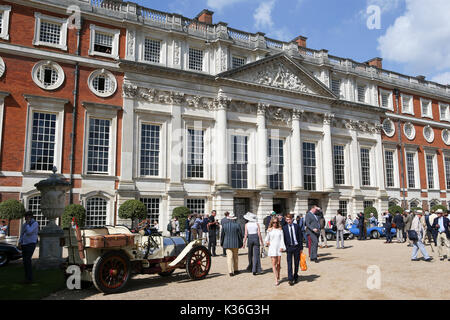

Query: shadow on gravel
[{"left": 299, "top": 274, "right": 320, "bottom": 283}]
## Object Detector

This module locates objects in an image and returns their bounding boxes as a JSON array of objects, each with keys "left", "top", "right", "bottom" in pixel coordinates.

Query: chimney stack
[
  {"left": 365, "top": 57, "right": 383, "bottom": 69},
  {"left": 292, "top": 35, "right": 308, "bottom": 48},
  {"left": 195, "top": 9, "right": 214, "bottom": 24}
]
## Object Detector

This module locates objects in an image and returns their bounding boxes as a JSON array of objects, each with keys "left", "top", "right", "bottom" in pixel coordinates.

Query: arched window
[
  {"left": 28, "top": 195, "right": 47, "bottom": 230},
  {"left": 430, "top": 200, "right": 440, "bottom": 208},
  {"left": 410, "top": 200, "right": 419, "bottom": 209},
  {"left": 85, "top": 197, "right": 107, "bottom": 227}
]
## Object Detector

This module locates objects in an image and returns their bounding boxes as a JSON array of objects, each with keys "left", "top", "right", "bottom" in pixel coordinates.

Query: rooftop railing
[{"left": 84, "top": 0, "right": 449, "bottom": 96}]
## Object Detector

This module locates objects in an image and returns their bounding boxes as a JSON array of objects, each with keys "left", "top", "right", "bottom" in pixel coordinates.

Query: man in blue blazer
[
  {"left": 431, "top": 209, "right": 450, "bottom": 261},
  {"left": 282, "top": 213, "right": 303, "bottom": 286}
]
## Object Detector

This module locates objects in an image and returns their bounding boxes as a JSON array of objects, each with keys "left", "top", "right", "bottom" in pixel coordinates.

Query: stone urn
[{"left": 34, "top": 167, "right": 71, "bottom": 270}]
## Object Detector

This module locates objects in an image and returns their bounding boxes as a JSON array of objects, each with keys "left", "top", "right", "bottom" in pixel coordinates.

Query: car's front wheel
[
  {"left": 371, "top": 230, "right": 380, "bottom": 239},
  {"left": 92, "top": 250, "right": 131, "bottom": 294},
  {"left": 0, "top": 253, "right": 9, "bottom": 267},
  {"left": 326, "top": 233, "right": 333, "bottom": 241}
]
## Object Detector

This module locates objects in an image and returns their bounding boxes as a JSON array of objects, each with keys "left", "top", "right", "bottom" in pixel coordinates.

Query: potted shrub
[
  {"left": 430, "top": 204, "right": 447, "bottom": 213},
  {"left": 118, "top": 200, "right": 147, "bottom": 229},
  {"left": 0, "top": 199, "right": 26, "bottom": 236},
  {"left": 172, "top": 206, "right": 191, "bottom": 232},
  {"left": 61, "top": 204, "right": 86, "bottom": 229},
  {"left": 388, "top": 205, "right": 404, "bottom": 215}
]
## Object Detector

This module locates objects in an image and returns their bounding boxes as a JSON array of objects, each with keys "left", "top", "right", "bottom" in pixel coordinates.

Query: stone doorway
[
  {"left": 233, "top": 197, "right": 250, "bottom": 234},
  {"left": 273, "top": 198, "right": 287, "bottom": 215}
]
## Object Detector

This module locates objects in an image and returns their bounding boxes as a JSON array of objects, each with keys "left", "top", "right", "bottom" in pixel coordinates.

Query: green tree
[
  {"left": 363, "top": 206, "right": 378, "bottom": 220},
  {"left": 389, "top": 205, "right": 404, "bottom": 215},
  {"left": 0, "top": 200, "right": 26, "bottom": 236},
  {"left": 118, "top": 200, "right": 147, "bottom": 229},
  {"left": 430, "top": 204, "right": 447, "bottom": 213},
  {"left": 61, "top": 204, "right": 86, "bottom": 229},
  {"left": 172, "top": 206, "right": 191, "bottom": 231}
]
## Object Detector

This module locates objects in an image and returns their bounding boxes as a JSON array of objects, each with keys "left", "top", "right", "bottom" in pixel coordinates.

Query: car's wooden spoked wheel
[
  {"left": 185, "top": 246, "right": 211, "bottom": 280},
  {"left": 92, "top": 251, "right": 130, "bottom": 294}
]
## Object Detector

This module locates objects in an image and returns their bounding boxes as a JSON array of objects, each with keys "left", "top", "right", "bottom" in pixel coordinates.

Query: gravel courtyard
[{"left": 44, "top": 238, "right": 450, "bottom": 300}]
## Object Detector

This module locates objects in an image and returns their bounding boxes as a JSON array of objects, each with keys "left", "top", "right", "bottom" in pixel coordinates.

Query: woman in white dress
[{"left": 264, "top": 217, "right": 286, "bottom": 286}]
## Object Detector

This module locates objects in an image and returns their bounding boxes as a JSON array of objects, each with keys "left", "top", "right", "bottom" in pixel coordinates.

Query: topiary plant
[
  {"left": 0, "top": 199, "right": 26, "bottom": 236},
  {"left": 363, "top": 206, "right": 378, "bottom": 220},
  {"left": 389, "top": 205, "right": 404, "bottom": 215},
  {"left": 118, "top": 200, "right": 147, "bottom": 229},
  {"left": 62, "top": 204, "right": 86, "bottom": 229},
  {"left": 431, "top": 204, "right": 447, "bottom": 213},
  {"left": 410, "top": 207, "right": 423, "bottom": 212},
  {"left": 172, "top": 206, "right": 191, "bottom": 231}
]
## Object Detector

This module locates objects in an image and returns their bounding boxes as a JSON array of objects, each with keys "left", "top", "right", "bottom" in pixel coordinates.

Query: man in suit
[
  {"left": 305, "top": 205, "right": 321, "bottom": 263},
  {"left": 393, "top": 212, "right": 405, "bottom": 243},
  {"left": 431, "top": 209, "right": 450, "bottom": 261},
  {"left": 358, "top": 212, "right": 365, "bottom": 240},
  {"left": 220, "top": 211, "right": 230, "bottom": 256},
  {"left": 334, "top": 210, "right": 346, "bottom": 249},
  {"left": 383, "top": 211, "right": 393, "bottom": 243},
  {"left": 282, "top": 214, "right": 303, "bottom": 286},
  {"left": 220, "top": 213, "right": 243, "bottom": 276},
  {"left": 404, "top": 210, "right": 414, "bottom": 246}
]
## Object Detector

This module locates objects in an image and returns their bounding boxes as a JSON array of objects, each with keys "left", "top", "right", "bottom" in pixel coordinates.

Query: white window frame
[
  {"left": 0, "top": 56, "right": 5, "bottom": 79},
  {"left": 231, "top": 55, "right": 246, "bottom": 69},
  {"left": 183, "top": 119, "right": 211, "bottom": 181},
  {"left": 136, "top": 114, "right": 167, "bottom": 179},
  {"left": 403, "top": 122, "right": 416, "bottom": 140},
  {"left": 423, "top": 125, "right": 435, "bottom": 143},
  {"left": 140, "top": 36, "right": 166, "bottom": 65},
  {"left": 442, "top": 153, "right": 450, "bottom": 191},
  {"left": 23, "top": 95, "right": 67, "bottom": 173},
  {"left": 331, "top": 77, "right": 342, "bottom": 98},
  {"left": 186, "top": 44, "right": 207, "bottom": 73},
  {"left": 82, "top": 103, "right": 119, "bottom": 176},
  {"left": 33, "top": 12, "right": 68, "bottom": 51},
  {"left": 31, "top": 60, "right": 65, "bottom": 91},
  {"left": 384, "top": 148, "right": 399, "bottom": 188},
  {"left": 420, "top": 98, "right": 433, "bottom": 119},
  {"left": 401, "top": 94, "right": 414, "bottom": 115},
  {"left": 0, "top": 91, "right": 8, "bottom": 156},
  {"left": 379, "top": 89, "right": 393, "bottom": 110},
  {"left": 89, "top": 24, "right": 120, "bottom": 60},
  {"left": 442, "top": 129, "right": 450, "bottom": 146},
  {"left": 88, "top": 69, "right": 117, "bottom": 98},
  {"left": 382, "top": 118, "right": 395, "bottom": 137},
  {"left": 404, "top": 148, "right": 420, "bottom": 190},
  {"left": 356, "top": 83, "right": 367, "bottom": 104},
  {"left": 424, "top": 152, "right": 439, "bottom": 191},
  {"left": 439, "top": 103, "right": 450, "bottom": 122},
  {"left": 80, "top": 191, "right": 115, "bottom": 227},
  {"left": 0, "top": 5, "right": 11, "bottom": 41},
  {"left": 360, "top": 145, "right": 374, "bottom": 187}
]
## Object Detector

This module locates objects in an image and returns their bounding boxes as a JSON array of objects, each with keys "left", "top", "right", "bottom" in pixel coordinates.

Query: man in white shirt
[{"left": 431, "top": 209, "right": 450, "bottom": 261}]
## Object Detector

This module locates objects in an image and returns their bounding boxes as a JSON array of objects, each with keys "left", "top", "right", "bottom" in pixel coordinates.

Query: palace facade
[{"left": 0, "top": 0, "right": 449, "bottom": 235}]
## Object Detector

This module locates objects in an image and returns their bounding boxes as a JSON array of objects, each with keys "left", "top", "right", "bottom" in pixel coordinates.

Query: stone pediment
[{"left": 218, "top": 54, "right": 336, "bottom": 98}]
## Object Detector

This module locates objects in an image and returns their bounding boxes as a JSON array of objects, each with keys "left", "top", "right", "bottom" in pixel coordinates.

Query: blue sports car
[{"left": 348, "top": 223, "right": 396, "bottom": 239}]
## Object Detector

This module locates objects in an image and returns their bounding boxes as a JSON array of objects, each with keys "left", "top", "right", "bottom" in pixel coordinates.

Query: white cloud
[
  {"left": 377, "top": 0, "right": 450, "bottom": 80},
  {"left": 432, "top": 72, "right": 450, "bottom": 85},
  {"left": 206, "top": 0, "right": 247, "bottom": 11},
  {"left": 254, "top": 0, "right": 276, "bottom": 29},
  {"left": 367, "top": 0, "right": 403, "bottom": 13}
]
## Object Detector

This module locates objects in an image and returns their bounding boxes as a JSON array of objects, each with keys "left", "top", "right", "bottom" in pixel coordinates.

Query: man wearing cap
[
  {"left": 19, "top": 211, "right": 39, "bottom": 283},
  {"left": 410, "top": 210, "right": 433, "bottom": 262},
  {"left": 220, "top": 213, "right": 243, "bottom": 276},
  {"left": 431, "top": 209, "right": 450, "bottom": 261}
]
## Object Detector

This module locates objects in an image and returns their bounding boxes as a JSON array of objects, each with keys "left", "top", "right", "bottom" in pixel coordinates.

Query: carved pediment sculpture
[{"left": 235, "top": 62, "right": 315, "bottom": 94}]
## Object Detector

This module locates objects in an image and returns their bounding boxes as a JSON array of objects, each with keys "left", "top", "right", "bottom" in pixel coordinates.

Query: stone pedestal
[
  {"left": 34, "top": 167, "right": 70, "bottom": 270},
  {"left": 36, "top": 221, "right": 64, "bottom": 270}
]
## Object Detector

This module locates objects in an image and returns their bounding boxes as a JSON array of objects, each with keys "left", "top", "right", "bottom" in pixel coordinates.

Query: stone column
[
  {"left": 215, "top": 90, "right": 231, "bottom": 189},
  {"left": 256, "top": 103, "right": 269, "bottom": 190},
  {"left": 375, "top": 124, "right": 389, "bottom": 210},
  {"left": 257, "top": 191, "right": 274, "bottom": 237},
  {"left": 346, "top": 120, "right": 363, "bottom": 214},
  {"left": 118, "top": 94, "right": 136, "bottom": 192},
  {"left": 168, "top": 94, "right": 184, "bottom": 192},
  {"left": 291, "top": 109, "right": 304, "bottom": 191},
  {"left": 322, "top": 113, "right": 335, "bottom": 192}
]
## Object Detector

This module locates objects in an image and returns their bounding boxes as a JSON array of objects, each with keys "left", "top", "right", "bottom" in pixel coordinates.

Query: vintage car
[
  {"left": 324, "top": 228, "right": 352, "bottom": 241},
  {"left": 62, "top": 225, "right": 211, "bottom": 294},
  {"left": 348, "top": 223, "right": 396, "bottom": 239},
  {"left": 0, "top": 242, "right": 22, "bottom": 267}
]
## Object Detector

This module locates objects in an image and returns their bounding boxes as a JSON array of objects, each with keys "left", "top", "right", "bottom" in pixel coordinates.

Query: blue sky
[{"left": 134, "top": 0, "right": 450, "bottom": 85}]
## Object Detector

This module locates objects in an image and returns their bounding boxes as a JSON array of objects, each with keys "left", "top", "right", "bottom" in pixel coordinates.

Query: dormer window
[
  {"left": 0, "top": 5, "right": 11, "bottom": 40},
  {"left": 232, "top": 55, "right": 246, "bottom": 69},
  {"left": 188, "top": 47, "right": 203, "bottom": 71},
  {"left": 33, "top": 13, "right": 68, "bottom": 50},
  {"left": 89, "top": 25, "right": 120, "bottom": 59},
  {"left": 420, "top": 99, "right": 432, "bottom": 118}
]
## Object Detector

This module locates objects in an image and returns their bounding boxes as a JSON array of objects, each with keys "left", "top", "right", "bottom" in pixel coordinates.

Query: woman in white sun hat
[{"left": 242, "top": 212, "right": 264, "bottom": 275}]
